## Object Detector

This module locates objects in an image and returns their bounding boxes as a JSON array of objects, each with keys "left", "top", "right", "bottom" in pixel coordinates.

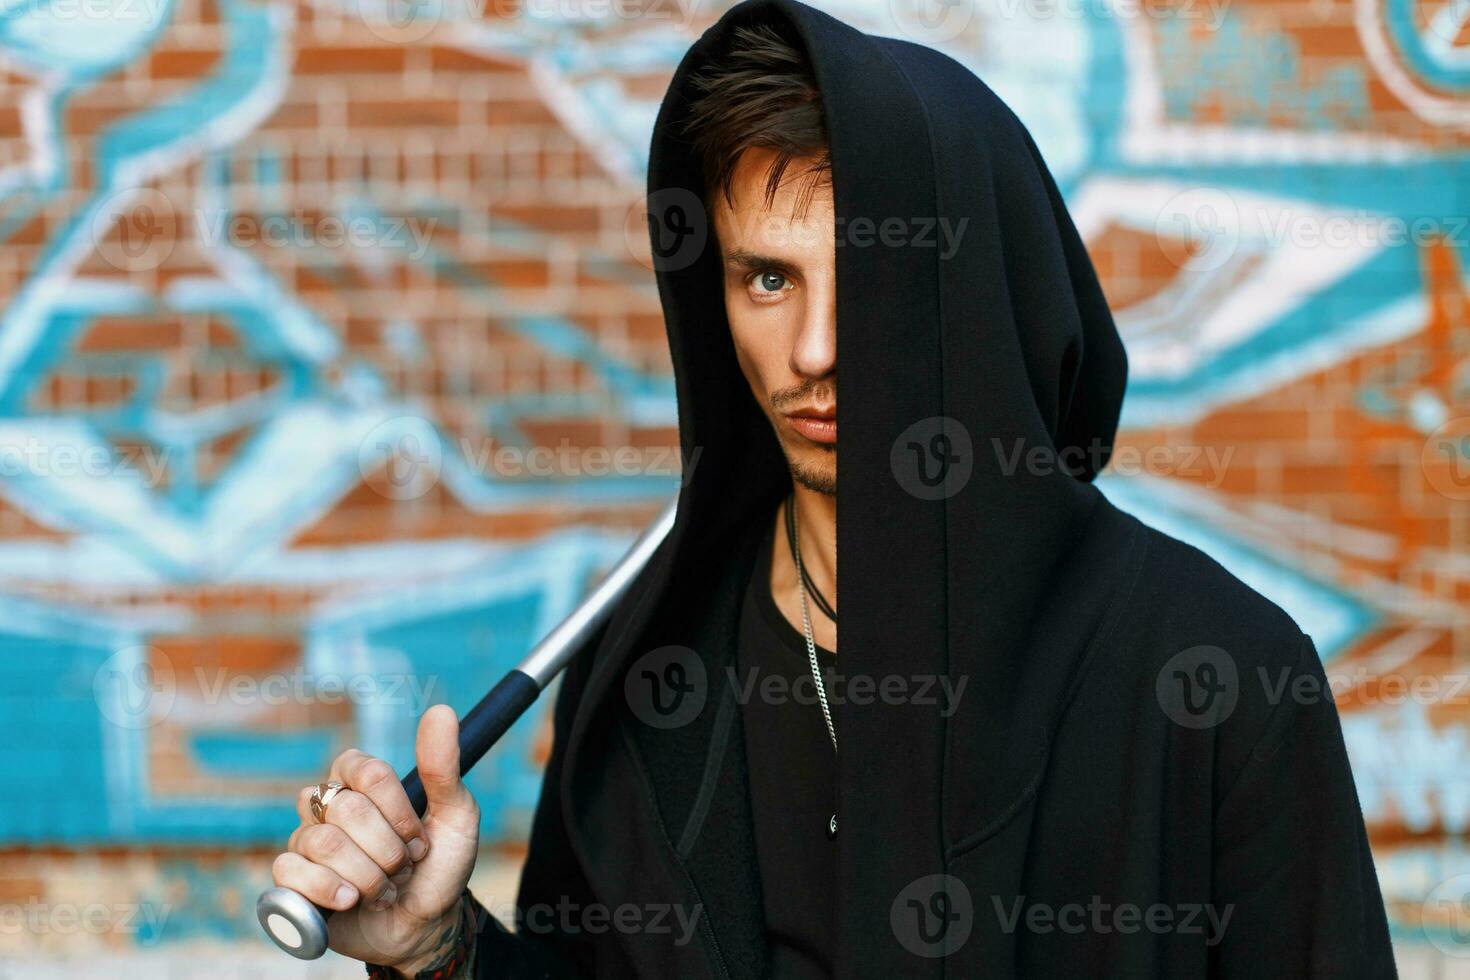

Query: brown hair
[{"left": 680, "top": 21, "right": 831, "bottom": 217}]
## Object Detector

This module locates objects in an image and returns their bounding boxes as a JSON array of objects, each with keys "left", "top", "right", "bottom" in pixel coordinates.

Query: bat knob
[{"left": 257, "top": 885, "right": 331, "bottom": 959}]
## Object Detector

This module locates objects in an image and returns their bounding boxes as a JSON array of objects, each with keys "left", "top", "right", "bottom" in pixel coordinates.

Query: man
[{"left": 269, "top": 1, "right": 1397, "bottom": 976}]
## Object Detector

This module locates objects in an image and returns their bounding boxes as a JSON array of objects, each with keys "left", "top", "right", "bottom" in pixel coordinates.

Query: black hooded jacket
[{"left": 445, "top": 1, "right": 1397, "bottom": 976}]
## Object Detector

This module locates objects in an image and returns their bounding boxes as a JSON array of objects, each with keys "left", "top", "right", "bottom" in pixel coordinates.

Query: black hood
[{"left": 559, "top": 1, "right": 1138, "bottom": 975}]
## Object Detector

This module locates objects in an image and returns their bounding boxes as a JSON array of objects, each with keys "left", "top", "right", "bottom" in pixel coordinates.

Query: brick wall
[{"left": 0, "top": 0, "right": 1466, "bottom": 970}]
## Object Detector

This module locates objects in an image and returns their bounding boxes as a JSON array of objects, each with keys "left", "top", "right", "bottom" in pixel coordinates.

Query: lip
[{"left": 785, "top": 408, "right": 836, "bottom": 444}]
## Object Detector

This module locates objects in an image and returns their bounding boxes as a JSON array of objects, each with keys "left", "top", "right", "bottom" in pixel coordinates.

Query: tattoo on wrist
[
  {"left": 410, "top": 907, "right": 464, "bottom": 976},
  {"left": 366, "top": 892, "right": 477, "bottom": 980}
]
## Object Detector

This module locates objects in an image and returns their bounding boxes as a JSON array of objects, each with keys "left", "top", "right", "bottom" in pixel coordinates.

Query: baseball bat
[{"left": 256, "top": 496, "right": 678, "bottom": 960}]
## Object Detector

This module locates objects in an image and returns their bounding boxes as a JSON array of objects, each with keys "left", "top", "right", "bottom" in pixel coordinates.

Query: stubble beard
[
  {"left": 789, "top": 446, "right": 836, "bottom": 496},
  {"left": 766, "top": 378, "right": 836, "bottom": 496}
]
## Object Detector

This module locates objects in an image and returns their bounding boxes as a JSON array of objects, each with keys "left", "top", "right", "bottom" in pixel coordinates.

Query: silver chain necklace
[{"left": 790, "top": 499, "right": 839, "bottom": 839}]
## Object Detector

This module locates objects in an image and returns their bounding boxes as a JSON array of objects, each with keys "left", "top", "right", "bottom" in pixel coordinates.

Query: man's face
[{"left": 711, "top": 147, "right": 837, "bottom": 496}]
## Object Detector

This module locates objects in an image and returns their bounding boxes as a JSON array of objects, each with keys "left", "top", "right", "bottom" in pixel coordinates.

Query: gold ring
[{"left": 309, "top": 781, "right": 346, "bottom": 824}]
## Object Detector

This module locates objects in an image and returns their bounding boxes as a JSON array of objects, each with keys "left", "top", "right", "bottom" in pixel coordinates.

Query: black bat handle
[
  {"left": 255, "top": 670, "right": 543, "bottom": 960},
  {"left": 255, "top": 495, "right": 676, "bottom": 961},
  {"left": 401, "top": 669, "right": 542, "bottom": 815}
]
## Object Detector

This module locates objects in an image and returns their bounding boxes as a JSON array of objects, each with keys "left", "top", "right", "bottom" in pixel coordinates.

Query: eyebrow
[{"left": 722, "top": 248, "right": 799, "bottom": 276}]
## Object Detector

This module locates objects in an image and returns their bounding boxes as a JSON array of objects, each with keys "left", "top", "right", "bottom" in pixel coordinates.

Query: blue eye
[{"left": 755, "top": 271, "right": 787, "bottom": 292}]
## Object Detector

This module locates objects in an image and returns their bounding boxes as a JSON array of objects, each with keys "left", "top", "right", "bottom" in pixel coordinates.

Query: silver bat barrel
[{"left": 256, "top": 496, "right": 678, "bottom": 959}]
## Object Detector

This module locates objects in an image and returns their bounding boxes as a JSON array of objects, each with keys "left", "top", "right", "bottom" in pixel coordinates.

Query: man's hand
[{"left": 271, "top": 704, "right": 481, "bottom": 974}]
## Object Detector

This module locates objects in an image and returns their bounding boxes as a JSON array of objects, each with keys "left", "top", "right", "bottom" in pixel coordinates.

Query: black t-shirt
[{"left": 735, "top": 511, "right": 838, "bottom": 980}]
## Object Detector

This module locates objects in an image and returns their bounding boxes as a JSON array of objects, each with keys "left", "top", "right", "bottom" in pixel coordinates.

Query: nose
[{"left": 789, "top": 275, "right": 836, "bottom": 380}]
